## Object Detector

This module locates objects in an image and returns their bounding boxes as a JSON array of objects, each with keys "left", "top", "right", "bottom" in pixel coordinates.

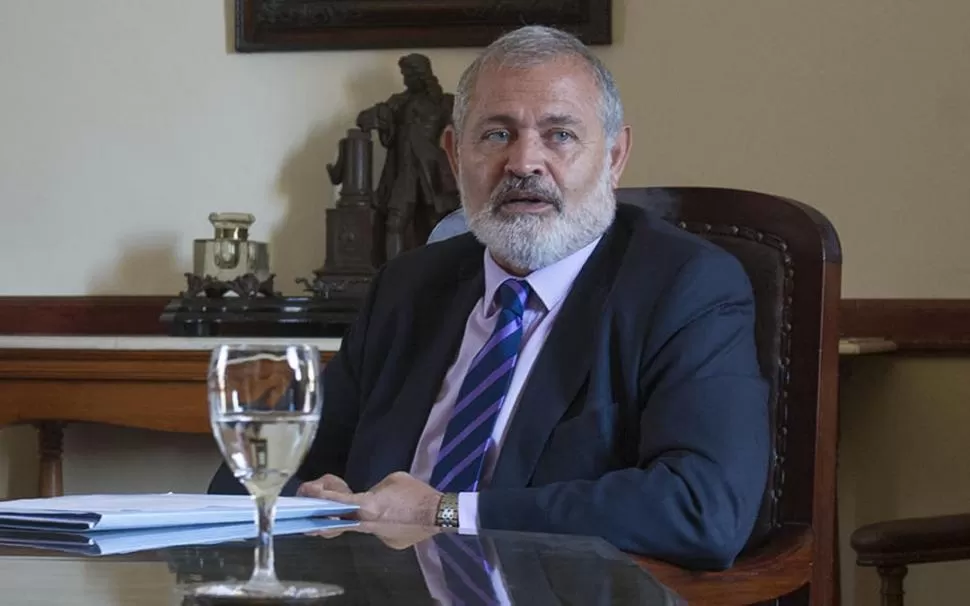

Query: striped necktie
[{"left": 429, "top": 278, "right": 530, "bottom": 492}]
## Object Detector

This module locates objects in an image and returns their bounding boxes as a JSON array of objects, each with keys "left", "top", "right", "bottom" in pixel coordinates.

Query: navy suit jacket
[{"left": 213, "top": 203, "right": 770, "bottom": 569}]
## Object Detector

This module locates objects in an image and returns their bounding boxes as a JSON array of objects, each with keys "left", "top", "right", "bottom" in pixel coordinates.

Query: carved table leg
[
  {"left": 877, "top": 565, "right": 907, "bottom": 606},
  {"left": 35, "top": 422, "right": 65, "bottom": 497}
]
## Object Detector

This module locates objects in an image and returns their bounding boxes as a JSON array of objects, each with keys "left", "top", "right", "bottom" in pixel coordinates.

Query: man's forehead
[
  {"left": 475, "top": 57, "right": 596, "bottom": 91},
  {"left": 467, "top": 58, "right": 599, "bottom": 118}
]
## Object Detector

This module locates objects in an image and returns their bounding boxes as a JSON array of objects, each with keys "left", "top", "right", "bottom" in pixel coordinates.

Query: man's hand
[
  {"left": 299, "top": 471, "right": 443, "bottom": 527},
  {"left": 297, "top": 474, "right": 352, "bottom": 497}
]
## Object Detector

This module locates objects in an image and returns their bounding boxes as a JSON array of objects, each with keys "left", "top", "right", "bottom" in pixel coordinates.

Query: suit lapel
[
  {"left": 362, "top": 251, "right": 485, "bottom": 486},
  {"left": 489, "top": 213, "right": 632, "bottom": 489}
]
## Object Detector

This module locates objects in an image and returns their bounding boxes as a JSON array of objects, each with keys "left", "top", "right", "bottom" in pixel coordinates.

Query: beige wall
[
  {"left": 1, "top": 1, "right": 969, "bottom": 604},
  {"left": 1, "top": 1, "right": 968, "bottom": 297}
]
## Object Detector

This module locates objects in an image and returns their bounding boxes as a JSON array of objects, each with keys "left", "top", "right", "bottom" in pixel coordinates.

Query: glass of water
[{"left": 198, "top": 343, "right": 340, "bottom": 599}]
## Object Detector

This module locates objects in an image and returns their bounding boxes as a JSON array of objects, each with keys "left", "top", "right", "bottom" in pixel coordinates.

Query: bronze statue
[
  {"left": 299, "top": 54, "right": 459, "bottom": 303},
  {"left": 355, "top": 53, "right": 460, "bottom": 262}
]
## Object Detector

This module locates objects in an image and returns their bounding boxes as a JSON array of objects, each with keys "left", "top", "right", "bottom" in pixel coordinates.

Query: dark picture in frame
[{"left": 234, "top": 0, "right": 612, "bottom": 52}]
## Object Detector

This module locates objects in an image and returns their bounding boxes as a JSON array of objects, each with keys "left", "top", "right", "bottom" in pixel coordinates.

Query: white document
[
  {"left": 0, "top": 493, "right": 357, "bottom": 532},
  {"left": 0, "top": 517, "right": 358, "bottom": 556}
]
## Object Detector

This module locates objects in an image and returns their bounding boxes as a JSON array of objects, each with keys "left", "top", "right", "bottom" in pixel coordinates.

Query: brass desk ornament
[
  {"left": 160, "top": 212, "right": 355, "bottom": 337},
  {"left": 183, "top": 212, "right": 277, "bottom": 298}
]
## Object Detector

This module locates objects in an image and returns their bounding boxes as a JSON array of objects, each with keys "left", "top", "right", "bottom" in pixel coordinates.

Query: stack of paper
[{"left": 0, "top": 493, "right": 358, "bottom": 556}]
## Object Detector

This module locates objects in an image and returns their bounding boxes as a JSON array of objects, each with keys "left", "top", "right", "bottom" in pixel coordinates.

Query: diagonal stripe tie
[{"left": 429, "top": 279, "right": 529, "bottom": 493}]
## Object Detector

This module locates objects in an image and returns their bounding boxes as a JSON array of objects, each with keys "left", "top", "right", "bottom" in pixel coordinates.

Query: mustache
[{"left": 487, "top": 176, "right": 564, "bottom": 212}]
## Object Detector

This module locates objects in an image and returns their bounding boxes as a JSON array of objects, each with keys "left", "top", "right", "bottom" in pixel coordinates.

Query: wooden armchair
[
  {"left": 850, "top": 513, "right": 970, "bottom": 606},
  {"left": 433, "top": 187, "right": 844, "bottom": 605},
  {"left": 611, "top": 187, "right": 842, "bottom": 606}
]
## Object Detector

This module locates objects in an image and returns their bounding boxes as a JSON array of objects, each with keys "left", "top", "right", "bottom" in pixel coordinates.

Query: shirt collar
[{"left": 482, "top": 236, "right": 602, "bottom": 314}]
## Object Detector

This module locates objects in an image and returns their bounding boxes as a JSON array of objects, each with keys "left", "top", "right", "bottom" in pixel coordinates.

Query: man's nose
[{"left": 504, "top": 135, "right": 546, "bottom": 178}]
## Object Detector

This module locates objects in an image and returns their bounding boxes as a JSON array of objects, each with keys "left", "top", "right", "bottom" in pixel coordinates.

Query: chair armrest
[
  {"left": 851, "top": 513, "right": 970, "bottom": 567},
  {"left": 630, "top": 525, "right": 813, "bottom": 605}
]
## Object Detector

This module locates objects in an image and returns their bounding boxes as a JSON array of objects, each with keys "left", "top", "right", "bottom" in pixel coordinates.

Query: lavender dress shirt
[{"left": 408, "top": 235, "right": 602, "bottom": 528}]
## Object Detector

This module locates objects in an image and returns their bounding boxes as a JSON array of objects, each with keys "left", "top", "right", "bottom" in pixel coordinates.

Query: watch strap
[{"left": 435, "top": 492, "right": 459, "bottom": 528}]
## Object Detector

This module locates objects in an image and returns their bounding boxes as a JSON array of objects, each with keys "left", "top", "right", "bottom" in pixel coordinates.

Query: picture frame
[{"left": 234, "top": 0, "right": 612, "bottom": 52}]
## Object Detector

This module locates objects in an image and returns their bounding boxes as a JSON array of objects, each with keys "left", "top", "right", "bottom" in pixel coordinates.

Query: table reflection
[
  {"left": 168, "top": 524, "right": 683, "bottom": 605},
  {"left": 1, "top": 523, "right": 684, "bottom": 605}
]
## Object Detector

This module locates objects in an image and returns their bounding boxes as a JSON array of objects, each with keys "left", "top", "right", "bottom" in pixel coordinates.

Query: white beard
[{"left": 461, "top": 163, "right": 616, "bottom": 273}]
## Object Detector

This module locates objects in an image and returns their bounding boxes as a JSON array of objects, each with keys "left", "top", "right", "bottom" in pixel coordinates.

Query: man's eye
[
  {"left": 549, "top": 130, "right": 574, "bottom": 142},
  {"left": 483, "top": 130, "right": 510, "bottom": 142}
]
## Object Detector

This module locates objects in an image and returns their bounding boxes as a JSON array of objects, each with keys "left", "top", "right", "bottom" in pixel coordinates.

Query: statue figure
[{"left": 355, "top": 53, "right": 460, "bottom": 262}]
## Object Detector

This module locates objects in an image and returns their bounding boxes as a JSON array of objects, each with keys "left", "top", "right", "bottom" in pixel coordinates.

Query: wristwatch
[{"left": 435, "top": 492, "right": 459, "bottom": 528}]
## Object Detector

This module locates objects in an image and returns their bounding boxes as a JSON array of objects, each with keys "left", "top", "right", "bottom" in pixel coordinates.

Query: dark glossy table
[{"left": 0, "top": 523, "right": 684, "bottom": 605}]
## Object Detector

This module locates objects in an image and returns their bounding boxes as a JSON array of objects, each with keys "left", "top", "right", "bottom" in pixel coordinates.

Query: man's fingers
[
  {"left": 306, "top": 520, "right": 378, "bottom": 541},
  {"left": 319, "top": 474, "right": 352, "bottom": 494},
  {"left": 305, "top": 528, "right": 351, "bottom": 539},
  {"left": 297, "top": 474, "right": 352, "bottom": 498},
  {"left": 300, "top": 482, "right": 362, "bottom": 505},
  {"left": 315, "top": 489, "right": 378, "bottom": 521},
  {"left": 317, "top": 489, "right": 364, "bottom": 506}
]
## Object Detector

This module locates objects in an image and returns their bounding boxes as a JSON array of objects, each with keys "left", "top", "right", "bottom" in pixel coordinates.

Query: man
[{"left": 215, "top": 25, "right": 770, "bottom": 570}]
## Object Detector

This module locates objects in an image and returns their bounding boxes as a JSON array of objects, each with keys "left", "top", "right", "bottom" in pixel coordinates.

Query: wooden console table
[
  {"left": 0, "top": 336, "right": 340, "bottom": 497},
  {"left": 0, "top": 335, "right": 894, "bottom": 498}
]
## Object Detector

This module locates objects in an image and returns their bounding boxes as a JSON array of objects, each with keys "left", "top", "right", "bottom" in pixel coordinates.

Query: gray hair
[{"left": 452, "top": 25, "right": 624, "bottom": 144}]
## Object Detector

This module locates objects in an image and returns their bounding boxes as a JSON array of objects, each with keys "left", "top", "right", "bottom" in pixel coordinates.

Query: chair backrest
[
  {"left": 427, "top": 208, "right": 469, "bottom": 243},
  {"left": 428, "top": 187, "right": 843, "bottom": 573}
]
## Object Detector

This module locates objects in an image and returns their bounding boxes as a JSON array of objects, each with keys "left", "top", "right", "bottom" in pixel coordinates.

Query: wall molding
[{"left": 1, "top": 296, "right": 969, "bottom": 353}]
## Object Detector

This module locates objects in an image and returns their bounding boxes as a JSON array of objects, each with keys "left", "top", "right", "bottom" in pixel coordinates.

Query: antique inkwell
[
  {"left": 187, "top": 212, "right": 274, "bottom": 297},
  {"left": 159, "top": 213, "right": 357, "bottom": 337}
]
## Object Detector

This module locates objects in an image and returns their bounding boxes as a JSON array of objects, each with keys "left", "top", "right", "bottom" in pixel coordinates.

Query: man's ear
[
  {"left": 608, "top": 125, "right": 633, "bottom": 188},
  {"left": 441, "top": 125, "right": 460, "bottom": 179}
]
